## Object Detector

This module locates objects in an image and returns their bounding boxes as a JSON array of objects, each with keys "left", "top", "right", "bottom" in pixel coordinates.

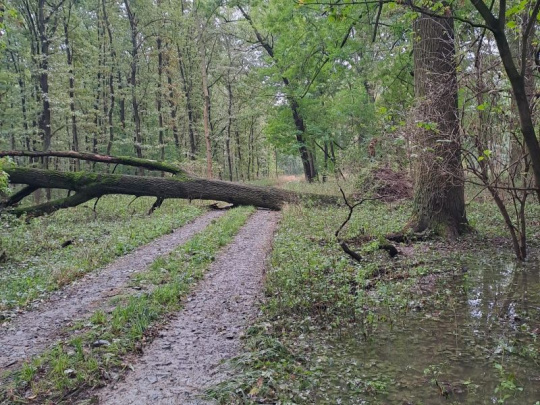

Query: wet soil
[
  {"left": 0, "top": 211, "right": 225, "bottom": 370},
  {"left": 94, "top": 210, "right": 279, "bottom": 405}
]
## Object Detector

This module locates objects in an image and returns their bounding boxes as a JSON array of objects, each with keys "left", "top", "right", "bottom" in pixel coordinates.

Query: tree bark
[
  {"left": 177, "top": 45, "right": 197, "bottom": 160},
  {"left": 1, "top": 165, "right": 339, "bottom": 217},
  {"left": 62, "top": 3, "right": 79, "bottom": 170},
  {"left": 0, "top": 150, "right": 184, "bottom": 174},
  {"left": 410, "top": 13, "right": 467, "bottom": 238},
  {"left": 37, "top": 0, "right": 52, "bottom": 153},
  {"left": 157, "top": 35, "right": 166, "bottom": 162},
  {"left": 102, "top": 0, "right": 116, "bottom": 156},
  {"left": 200, "top": 46, "right": 213, "bottom": 178},
  {"left": 124, "top": 0, "right": 143, "bottom": 171}
]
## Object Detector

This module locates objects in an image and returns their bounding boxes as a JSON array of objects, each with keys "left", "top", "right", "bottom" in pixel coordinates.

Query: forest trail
[
  {"left": 0, "top": 210, "right": 225, "bottom": 370},
  {"left": 94, "top": 210, "right": 279, "bottom": 405}
]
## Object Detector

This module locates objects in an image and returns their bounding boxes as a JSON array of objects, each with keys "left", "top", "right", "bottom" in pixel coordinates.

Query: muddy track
[
  {"left": 93, "top": 210, "right": 279, "bottom": 405},
  {"left": 0, "top": 211, "right": 225, "bottom": 370}
]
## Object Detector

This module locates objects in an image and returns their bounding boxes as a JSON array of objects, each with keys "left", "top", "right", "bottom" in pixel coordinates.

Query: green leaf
[
  {"left": 506, "top": 21, "right": 517, "bottom": 29},
  {"left": 477, "top": 102, "right": 489, "bottom": 111}
]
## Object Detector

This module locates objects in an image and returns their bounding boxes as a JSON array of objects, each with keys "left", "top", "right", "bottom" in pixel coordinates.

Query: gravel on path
[
  {"left": 96, "top": 209, "right": 280, "bottom": 405},
  {"left": 0, "top": 210, "right": 225, "bottom": 370}
]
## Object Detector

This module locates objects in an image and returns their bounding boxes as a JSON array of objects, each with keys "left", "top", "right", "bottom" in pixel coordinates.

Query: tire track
[
  {"left": 95, "top": 210, "right": 279, "bottom": 405},
  {"left": 0, "top": 210, "right": 225, "bottom": 370}
]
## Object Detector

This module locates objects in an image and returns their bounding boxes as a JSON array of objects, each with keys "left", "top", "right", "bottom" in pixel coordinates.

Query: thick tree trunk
[
  {"left": 410, "top": 13, "right": 467, "bottom": 238},
  {"left": 0, "top": 152, "right": 340, "bottom": 216},
  {"left": 1, "top": 166, "right": 339, "bottom": 218}
]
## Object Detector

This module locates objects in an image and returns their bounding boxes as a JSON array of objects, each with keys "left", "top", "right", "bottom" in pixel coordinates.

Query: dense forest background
[
  {"left": 0, "top": 0, "right": 411, "bottom": 179},
  {"left": 1, "top": 0, "right": 540, "bottom": 256}
]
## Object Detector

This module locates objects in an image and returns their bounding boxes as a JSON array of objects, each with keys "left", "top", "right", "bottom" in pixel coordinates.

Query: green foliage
[{"left": 0, "top": 157, "right": 11, "bottom": 194}]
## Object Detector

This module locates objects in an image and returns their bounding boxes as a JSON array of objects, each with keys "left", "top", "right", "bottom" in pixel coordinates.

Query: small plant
[{"left": 494, "top": 363, "right": 523, "bottom": 404}]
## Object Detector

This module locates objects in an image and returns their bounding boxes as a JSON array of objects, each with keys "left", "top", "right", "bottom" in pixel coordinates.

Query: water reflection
[{"left": 312, "top": 256, "right": 540, "bottom": 404}]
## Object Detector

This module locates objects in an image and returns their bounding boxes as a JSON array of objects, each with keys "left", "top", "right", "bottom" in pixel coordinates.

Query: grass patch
[
  {"left": 1, "top": 206, "right": 255, "bottom": 404},
  {"left": 0, "top": 196, "right": 204, "bottom": 311}
]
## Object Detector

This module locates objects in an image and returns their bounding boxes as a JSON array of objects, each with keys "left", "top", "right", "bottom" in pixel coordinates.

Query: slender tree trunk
[
  {"left": 118, "top": 71, "right": 126, "bottom": 134},
  {"left": 157, "top": 36, "right": 166, "bottom": 162},
  {"left": 226, "top": 83, "right": 234, "bottom": 181},
  {"left": 167, "top": 71, "right": 180, "bottom": 153},
  {"left": 37, "top": 0, "right": 52, "bottom": 153},
  {"left": 102, "top": 0, "right": 116, "bottom": 156},
  {"left": 284, "top": 80, "right": 317, "bottom": 182},
  {"left": 200, "top": 46, "right": 212, "bottom": 178},
  {"left": 92, "top": 10, "right": 105, "bottom": 158},
  {"left": 247, "top": 119, "right": 254, "bottom": 181},
  {"left": 410, "top": 13, "right": 467, "bottom": 238},
  {"left": 63, "top": 6, "right": 80, "bottom": 171},
  {"left": 235, "top": 128, "right": 242, "bottom": 181},
  {"left": 177, "top": 45, "right": 196, "bottom": 160},
  {"left": 470, "top": 1, "right": 540, "bottom": 199},
  {"left": 124, "top": 0, "right": 143, "bottom": 173}
]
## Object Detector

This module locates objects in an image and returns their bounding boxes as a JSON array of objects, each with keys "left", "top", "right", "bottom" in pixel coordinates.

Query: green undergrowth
[
  {"left": 1, "top": 206, "right": 255, "bottom": 404},
  {"left": 0, "top": 196, "right": 204, "bottom": 312},
  {"left": 207, "top": 202, "right": 414, "bottom": 403},
  {"left": 207, "top": 194, "right": 540, "bottom": 404}
]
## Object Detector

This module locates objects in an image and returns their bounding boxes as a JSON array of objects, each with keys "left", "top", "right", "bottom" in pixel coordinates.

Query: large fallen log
[{"left": 0, "top": 151, "right": 340, "bottom": 216}]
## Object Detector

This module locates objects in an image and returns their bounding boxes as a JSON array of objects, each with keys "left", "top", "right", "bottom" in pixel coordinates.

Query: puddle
[{"left": 309, "top": 256, "right": 540, "bottom": 404}]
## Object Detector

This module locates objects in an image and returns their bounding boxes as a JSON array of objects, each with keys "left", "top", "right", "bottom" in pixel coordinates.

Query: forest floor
[
  {"left": 0, "top": 210, "right": 225, "bottom": 370},
  {"left": 1, "top": 181, "right": 540, "bottom": 405},
  {"left": 0, "top": 197, "right": 278, "bottom": 404},
  {"left": 204, "top": 185, "right": 540, "bottom": 405}
]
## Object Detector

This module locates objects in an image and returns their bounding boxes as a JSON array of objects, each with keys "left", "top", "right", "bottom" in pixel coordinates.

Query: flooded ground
[{"left": 309, "top": 255, "right": 540, "bottom": 404}]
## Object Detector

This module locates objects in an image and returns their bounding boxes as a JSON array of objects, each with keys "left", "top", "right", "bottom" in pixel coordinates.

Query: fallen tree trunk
[
  {"left": 0, "top": 151, "right": 341, "bottom": 216},
  {"left": 2, "top": 166, "right": 339, "bottom": 216},
  {"left": 0, "top": 150, "right": 183, "bottom": 174}
]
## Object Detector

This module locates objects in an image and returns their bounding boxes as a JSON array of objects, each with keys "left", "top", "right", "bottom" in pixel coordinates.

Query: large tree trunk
[
  {"left": 410, "top": 13, "right": 467, "bottom": 238},
  {"left": 0, "top": 151, "right": 339, "bottom": 217}
]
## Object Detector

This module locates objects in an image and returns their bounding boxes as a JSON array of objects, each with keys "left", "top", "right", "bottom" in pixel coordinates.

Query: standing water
[{"left": 310, "top": 256, "right": 540, "bottom": 404}]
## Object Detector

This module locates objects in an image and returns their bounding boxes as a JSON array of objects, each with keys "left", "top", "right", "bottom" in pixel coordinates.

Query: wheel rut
[
  {"left": 94, "top": 210, "right": 280, "bottom": 405},
  {"left": 0, "top": 210, "right": 225, "bottom": 370}
]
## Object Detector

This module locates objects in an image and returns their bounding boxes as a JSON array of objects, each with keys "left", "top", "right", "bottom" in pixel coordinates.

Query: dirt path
[
  {"left": 0, "top": 210, "right": 225, "bottom": 370},
  {"left": 95, "top": 210, "right": 279, "bottom": 405}
]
